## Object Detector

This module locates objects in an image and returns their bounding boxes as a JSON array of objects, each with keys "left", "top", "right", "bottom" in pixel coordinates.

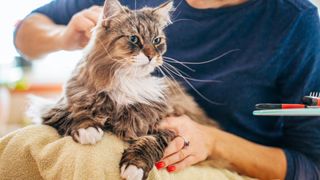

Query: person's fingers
[
  {"left": 161, "top": 148, "right": 190, "bottom": 168},
  {"left": 79, "top": 37, "right": 89, "bottom": 48},
  {"left": 169, "top": 155, "right": 197, "bottom": 172},
  {"left": 88, "top": 5, "right": 102, "bottom": 13},
  {"left": 84, "top": 28, "right": 93, "bottom": 40},
  {"left": 162, "top": 136, "right": 185, "bottom": 158},
  {"left": 82, "top": 7, "right": 101, "bottom": 24},
  {"left": 72, "top": 15, "right": 95, "bottom": 39}
]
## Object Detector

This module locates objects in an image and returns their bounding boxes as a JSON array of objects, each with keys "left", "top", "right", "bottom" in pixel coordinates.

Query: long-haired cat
[{"left": 34, "top": 0, "right": 224, "bottom": 179}]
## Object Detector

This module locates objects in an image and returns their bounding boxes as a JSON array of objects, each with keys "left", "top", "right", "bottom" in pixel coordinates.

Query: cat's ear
[
  {"left": 153, "top": 1, "right": 174, "bottom": 26},
  {"left": 102, "top": 0, "right": 125, "bottom": 19}
]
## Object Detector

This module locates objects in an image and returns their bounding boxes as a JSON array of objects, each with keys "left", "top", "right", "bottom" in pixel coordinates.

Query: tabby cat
[{"left": 36, "top": 0, "right": 222, "bottom": 179}]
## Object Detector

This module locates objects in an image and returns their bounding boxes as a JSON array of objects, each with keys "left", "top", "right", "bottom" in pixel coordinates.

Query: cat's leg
[
  {"left": 43, "top": 105, "right": 105, "bottom": 145},
  {"left": 120, "top": 129, "right": 176, "bottom": 180}
]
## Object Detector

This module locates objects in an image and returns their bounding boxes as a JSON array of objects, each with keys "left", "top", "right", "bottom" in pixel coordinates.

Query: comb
[
  {"left": 303, "top": 92, "right": 320, "bottom": 106},
  {"left": 309, "top": 92, "right": 320, "bottom": 97}
]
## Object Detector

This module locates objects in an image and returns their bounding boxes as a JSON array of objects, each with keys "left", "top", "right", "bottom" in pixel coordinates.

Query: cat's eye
[
  {"left": 153, "top": 37, "right": 162, "bottom": 45},
  {"left": 129, "top": 35, "right": 139, "bottom": 44}
]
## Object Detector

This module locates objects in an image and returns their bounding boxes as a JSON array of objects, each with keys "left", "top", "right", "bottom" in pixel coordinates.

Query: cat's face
[{"left": 91, "top": 0, "right": 173, "bottom": 77}]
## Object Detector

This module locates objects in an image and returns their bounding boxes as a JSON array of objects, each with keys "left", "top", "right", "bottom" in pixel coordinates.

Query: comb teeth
[{"left": 309, "top": 92, "right": 320, "bottom": 97}]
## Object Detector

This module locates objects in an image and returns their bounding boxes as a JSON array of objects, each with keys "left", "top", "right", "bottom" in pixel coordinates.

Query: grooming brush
[
  {"left": 255, "top": 103, "right": 319, "bottom": 110},
  {"left": 302, "top": 92, "right": 320, "bottom": 106}
]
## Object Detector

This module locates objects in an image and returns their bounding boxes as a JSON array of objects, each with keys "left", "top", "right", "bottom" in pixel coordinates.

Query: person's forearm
[
  {"left": 15, "top": 13, "right": 65, "bottom": 60},
  {"left": 205, "top": 126, "right": 287, "bottom": 180}
]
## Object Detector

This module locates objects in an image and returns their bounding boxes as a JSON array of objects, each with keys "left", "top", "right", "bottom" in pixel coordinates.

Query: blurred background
[
  {"left": 0, "top": 0, "right": 320, "bottom": 137},
  {"left": 0, "top": 0, "right": 82, "bottom": 136}
]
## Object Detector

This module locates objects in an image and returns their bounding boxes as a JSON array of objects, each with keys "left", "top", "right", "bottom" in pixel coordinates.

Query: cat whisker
[
  {"left": 162, "top": 62, "right": 192, "bottom": 78},
  {"left": 133, "top": 0, "right": 138, "bottom": 23},
  {"left": 97, "top": 38, "right": 114, "bottom": 59},
  {"left": 156, "top": 67, "right": 179, "bottom": 95},
  {"left": 163, "top": 63, "right": 221, "bottom": 83},
  {"left": 97, "top": 39, "right": 122, "bottom": 64},
  {"left": 163, "top": 49, "right": 240, "bottom": 65},
  {"left": 163, "top": 58, "right": 195, "bottom": 72},
  {"left": 160, "top": 65, "right": 187, "bottom": 98},
  {"left": 157, "top": 66, "right": 188, "bottom": 97},
  {"left": 171, "top": 18, "right": 195, "bottom": 24},
  {"left": 162, "top": 15, "right": 198, "bottom": 28},
  {"left": 97, "top": 38, "right": 129, "bottom": 70},
  {"left": 171, "top": 0, "right": 183, "bottom": 15},
  {"left": 164, "top": 64, "right": 221, "bottom": 105}
]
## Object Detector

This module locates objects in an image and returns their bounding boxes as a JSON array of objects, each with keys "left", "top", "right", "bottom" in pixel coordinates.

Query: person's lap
[{"left": 0, "top": 125, "right": 251, "bottom": 180}]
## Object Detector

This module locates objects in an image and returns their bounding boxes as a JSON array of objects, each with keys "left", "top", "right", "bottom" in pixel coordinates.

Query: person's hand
[
  {"left": 156, "top": 115, "right": 216, "bottom": 173},
  {"left": 58, "top": 5, "right": 102, "bottom": 50}
]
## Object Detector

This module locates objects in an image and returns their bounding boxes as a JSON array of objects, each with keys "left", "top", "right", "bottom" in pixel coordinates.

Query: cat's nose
[
  {"left": 146, "top": 55, "right": 152, "bottom": 61},
  {"left": 142, "top": 45, "right": 155, "bottom": 62}
]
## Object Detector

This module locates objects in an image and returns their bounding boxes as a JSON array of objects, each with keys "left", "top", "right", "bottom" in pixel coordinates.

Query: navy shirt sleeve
[
  {"left": 31, "top": 0, "right": 103, "bottom": 25},
  {"left": 277, "top": 7, "right": 320, "bottom": 180}
]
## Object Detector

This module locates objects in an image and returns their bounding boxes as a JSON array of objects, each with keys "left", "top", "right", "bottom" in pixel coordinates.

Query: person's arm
[
  {"left": 159, "top": 115, "right": 287, "bottom": 179},
  {"left": 15, "top": 14, "right": 66, "bottom": 60},
  {"left": 211, "top": 126, "right": 287, "bottom": 179},
  {"left": 14, "top": 0, "right": 102, "bottom": 60},
  {"left": 283, "top": 139, "right": 320, "bottom": 180}
]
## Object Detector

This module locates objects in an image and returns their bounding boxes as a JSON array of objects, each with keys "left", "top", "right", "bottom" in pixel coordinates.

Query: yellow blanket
[{"left": 0, "top": 125, "right": 252, "bottom": 180}]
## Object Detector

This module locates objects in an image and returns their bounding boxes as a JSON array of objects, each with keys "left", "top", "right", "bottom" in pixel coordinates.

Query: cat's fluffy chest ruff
[{"left": 109, "top": 73, "right": 167, "bottom": 106}]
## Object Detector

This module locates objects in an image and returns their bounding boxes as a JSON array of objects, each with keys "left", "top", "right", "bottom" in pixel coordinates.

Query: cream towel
[{"left": 0, "top": 125, "right": 252, "bottom": 180}]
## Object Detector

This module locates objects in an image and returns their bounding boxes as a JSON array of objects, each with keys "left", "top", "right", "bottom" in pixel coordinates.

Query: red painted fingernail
[
  {"left": 167, "top": 165, "right": 176, "bottom": 173},
  {"left": 155, "top": 161, "right": 165, "bottom": 169}
]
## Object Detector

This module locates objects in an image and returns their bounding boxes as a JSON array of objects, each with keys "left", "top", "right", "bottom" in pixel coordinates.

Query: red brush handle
[{"left": 281, "top": 104, "right": 306, "bottom": 109}]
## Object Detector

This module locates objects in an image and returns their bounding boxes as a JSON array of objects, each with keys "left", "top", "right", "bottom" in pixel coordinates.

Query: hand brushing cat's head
[{"left": 86, "top": 0, "right": 173, "bottom": 79}]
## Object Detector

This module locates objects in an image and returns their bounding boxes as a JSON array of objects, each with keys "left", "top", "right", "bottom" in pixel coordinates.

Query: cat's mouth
[
  {"left": 123, "top": 62, "right": 158, "bottom": 78},
  {"left": 114, "top": 52, "right": 163, "bottom": 78},
  {"left": 130, "top": 53, "right": 161, "bottom": 71},
  {"left": 133, "top": 53, "right": 158, "bottom": 65}
]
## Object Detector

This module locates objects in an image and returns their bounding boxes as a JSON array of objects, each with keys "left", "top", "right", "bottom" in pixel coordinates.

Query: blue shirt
[{"left": 30, "top": 0, "right": 320, "bottom": 179}]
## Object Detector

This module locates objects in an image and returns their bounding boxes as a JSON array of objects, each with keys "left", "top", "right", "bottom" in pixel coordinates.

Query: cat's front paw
[
  {"left": 73, "top": 127, "right": 104, "bottom": 144},
  {"left": 120, "top": 150, "right": 151, "bottom": 180},
  {"left": 120, "top": 164, "right": 144, "bottom": 180}
]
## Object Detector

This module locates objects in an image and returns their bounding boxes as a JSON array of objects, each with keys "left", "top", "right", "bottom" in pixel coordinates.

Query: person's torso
[{"left": 93, "top": 0, "right": 316, "bottom": 146}]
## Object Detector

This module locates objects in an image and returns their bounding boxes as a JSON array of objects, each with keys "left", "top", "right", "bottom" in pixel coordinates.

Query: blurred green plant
[{"left": 0, "top": 56, "right": 31, "bottom": 91}]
